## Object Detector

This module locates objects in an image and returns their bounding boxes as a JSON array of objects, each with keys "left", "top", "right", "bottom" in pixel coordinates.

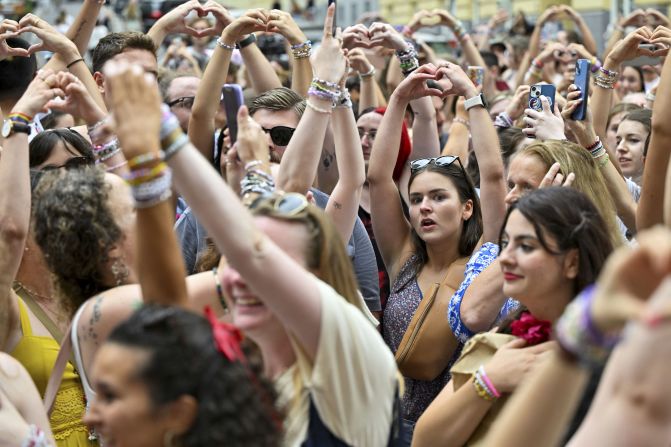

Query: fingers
[
  {"left": 322, "top": 2, "right": 335, "bottom": 40},
  {"left": 501, "top": 337, "right": 527, "bottom": 350},
  {"left": 539, "top": 162, "right": 562, "bottom": 188},
  {"left": 562, "top": 172, "right": 576, "bottom": 187}
]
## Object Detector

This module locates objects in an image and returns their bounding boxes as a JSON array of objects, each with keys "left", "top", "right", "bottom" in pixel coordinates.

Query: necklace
[{"left": 14, "top": 281, "right": 63, "bottom": 322}]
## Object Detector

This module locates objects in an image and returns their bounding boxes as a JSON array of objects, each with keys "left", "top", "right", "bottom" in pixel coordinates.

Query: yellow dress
[{"left": 11, "top": 299, "right": 96, "bottom": 447}]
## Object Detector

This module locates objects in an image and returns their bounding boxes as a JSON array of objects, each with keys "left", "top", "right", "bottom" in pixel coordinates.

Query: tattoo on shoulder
[{"left": 86, "top": 295, "right": 103, "bottom": 347}]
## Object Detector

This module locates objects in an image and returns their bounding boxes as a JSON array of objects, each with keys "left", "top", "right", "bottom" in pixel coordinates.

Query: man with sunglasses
[{"left": 160, "top": 72, "right": 200, "bottom": 132}]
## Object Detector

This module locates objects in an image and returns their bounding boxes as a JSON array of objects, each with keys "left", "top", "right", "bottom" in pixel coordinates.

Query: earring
[{"left": 110, "top": 258, "right": 129, "bottom": 286}]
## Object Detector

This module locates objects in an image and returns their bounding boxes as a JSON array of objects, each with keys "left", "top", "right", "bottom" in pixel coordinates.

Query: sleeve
[
  {"left": 175, "top": 208, "right": 208, "bottom": 275},
  {"left": 291, "top": 279, "right": 398, "bottom": 446},
  {"left": 448, "top": 242, "right": 500, "bottom": 344},
  {"left": 351, "top": 217, "right": 382, "bottom": 312}
]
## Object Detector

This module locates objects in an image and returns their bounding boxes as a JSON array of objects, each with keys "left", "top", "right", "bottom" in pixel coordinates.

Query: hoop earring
[{"left": 110, "top": 258, "right": 129, "bottom": 286}]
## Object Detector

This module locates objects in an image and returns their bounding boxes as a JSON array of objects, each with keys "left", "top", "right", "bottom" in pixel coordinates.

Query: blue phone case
[
  {"left": 528, "top": 84, "right": 556, "bottom": 112},
  {"left": 571, "top": 59, "right": 591, "bottom": 121}
]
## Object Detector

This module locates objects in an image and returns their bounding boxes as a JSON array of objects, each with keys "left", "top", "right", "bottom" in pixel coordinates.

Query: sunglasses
[
  {"left": 410, "top": 155, "right": 463, "bottom": 174},
  {"left": 41, "top": 156, "right": 94, "bottom": 171},
  {"left": 167, "top": 96, "right": 195, "bottom": 109},
  {"left": 262, "top": 126, "right": 295, "bottom": 147},
  {"left": 251, "top": 192, "right": 309, "bottom": 216}
]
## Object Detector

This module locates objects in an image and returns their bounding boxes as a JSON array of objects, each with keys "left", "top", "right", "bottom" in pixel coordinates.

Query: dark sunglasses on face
[
  {"left": 41, "top": 156, "right": 94, "bottom": 171},
  {"left": 262, "top": 126, "right": 295, "bottom": 147},
  {"left": 410, "top": 155, "right": 462, "bottom": 174},
  {"left": 167, "top": 96, "right": 195, "bottom": 109}
]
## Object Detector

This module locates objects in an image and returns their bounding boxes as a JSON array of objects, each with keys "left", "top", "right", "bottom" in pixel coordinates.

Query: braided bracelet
[{"left": 291, "top": 40, "right": 312, "bottom": 59}]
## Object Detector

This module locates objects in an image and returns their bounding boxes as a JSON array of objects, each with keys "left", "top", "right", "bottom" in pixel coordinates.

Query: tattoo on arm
[
  {"left": 333, "top": 201, "right": 342, "bottom": 209},
  {"left": 86, "top": 295, "right": 103, "bottom": 347},
  {"left": 73, "top": 20, "right": 87, "bottom": 41}
]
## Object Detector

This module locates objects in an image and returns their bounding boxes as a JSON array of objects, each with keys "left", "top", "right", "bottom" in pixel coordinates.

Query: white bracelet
[
  {"left": 22, "top": 425, "right": 52, "bottom": 447},
  {"left": 359, "top": 66, "right": 376, "bottom": 78}
]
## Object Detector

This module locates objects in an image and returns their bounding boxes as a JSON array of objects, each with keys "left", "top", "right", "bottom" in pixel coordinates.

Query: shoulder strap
[
  {"left": 442, "top": 256, "right": 470, "bottom": 290},
  {"left": 13, "top": 283, "right": 64, "bottom": 342},
  {"left": 43, "top": 321, "right": 72, "bottom": 417}
]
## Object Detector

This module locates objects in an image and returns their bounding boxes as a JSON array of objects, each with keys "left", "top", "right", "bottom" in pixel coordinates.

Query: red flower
[{"left": 510, "top": 312, "right": 552, "bottom": 345}]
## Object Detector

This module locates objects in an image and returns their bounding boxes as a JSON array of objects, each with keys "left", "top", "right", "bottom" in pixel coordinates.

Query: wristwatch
[
  {"left": 2, "top": 119, "right": 31, "bottom": 138},
  {"left": 464, "top": 93, "right": 488, "bottom": 111}
]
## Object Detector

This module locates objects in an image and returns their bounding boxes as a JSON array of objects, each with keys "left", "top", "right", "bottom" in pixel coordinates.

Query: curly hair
[
  {"left": 108, "top": 305, "right": 281, "bottom": 446},
  {"left": 32, "top": 167, "right": 122, "bottom": 316}
]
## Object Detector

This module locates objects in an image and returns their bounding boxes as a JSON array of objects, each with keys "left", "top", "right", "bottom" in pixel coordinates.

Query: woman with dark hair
[
  {"left": 83, "top": 305, "right": 280, "bottom": 446},
  {"left": 616, "top": 65, "right": 645, "bottom": 99},
  {"left": 29, "top": 128, "right": 94, "bottom": 170},
  {"left": 414, "top": 187, "right": 614, "bottom": 446},
  {"left": 615, "top": 108, "right": 651, "bottom": 185},
  {"left": 366, "top": 61, "right": 507, "bottom": 426}
]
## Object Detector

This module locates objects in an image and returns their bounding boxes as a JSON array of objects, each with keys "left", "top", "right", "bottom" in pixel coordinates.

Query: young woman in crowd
[
  {"left": 413, "top": 187, "right": 614, "bottom": 446},
  {"left": 367, "top": 60, "right": 507, "bottom": 427}
]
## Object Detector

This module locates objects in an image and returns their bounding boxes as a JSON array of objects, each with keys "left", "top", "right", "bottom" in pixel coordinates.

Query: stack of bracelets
[
  {"left": 472, "top": 365, "right": 501, "bottom": 401},
  {"left": 87, "top": 119, "right": 124, "bottom": 170},
  {"left": 594, "top": 66, "right": 618, "bottom": 89},
  {"left": 22, "top": 425, "right": 52, "bottom": 447},
  {"left": 123, "top": 153, "right": 172, "bottom": 209},
  {"left": 240, "top": 159, "right": 275, "bottom": 196},
  {"left": 291, "top": 40, "right": 312, "bottom": 59},
  {"left": 160, "top": 104, "right": 189, "bottom": 162},
  {"left": 554, "top": 284, "right": 620, "bottom": 367},
  {"left": 585, "top": 136, "right": 610, "bottom": 168},
  {"left": 307, "top": 77, "right": 342, "bottom": 112},
  {"left": 396, "top": 42, "right": 419, "bottom": 76},
  {"left": 452, "top": 20, "right": 468, "bottom": 41},
  {"left": 589, "top": 56, "right": 603, "bottom": 73},
  {"left": 494, "top": 111, "right": 514, "bottom": 129}
]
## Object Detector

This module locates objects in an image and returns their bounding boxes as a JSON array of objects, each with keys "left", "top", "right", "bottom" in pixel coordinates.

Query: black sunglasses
[
  {"left": 41, "top": 156, "right": 94, "bottom": 171},
  {"left": 262, "top": 126, "right": 295, "bottom": 147},
  {"left": 410, "top": 155, "right": 463, "bottom": 174},
  {"left": 167, "top": 96, "right": 195, "bottom": 109}
]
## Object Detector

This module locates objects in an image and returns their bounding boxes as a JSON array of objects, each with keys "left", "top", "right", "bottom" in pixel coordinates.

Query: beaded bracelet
[
  {"left": 598, "top": 153, "right": 610, "bottom": 168},
  {"left": 244, "top": 160, "right": 263, "bottom": 171},
  {"left": 124, "top": 162, "right": 169, "bottom": 186},
  {"left": 163, "top": 133, "right": 189, "bottom": 161},
  {"left": 132, "top": 169, "right": 172, "bottom": 200},
  {"left": 336, "top": 89, "right": 353, "bottom": 109},
  {"left": 359, "top": 66, "right": 376, "bottom": 79},
  {"left": 291, "top": 40, "right": 312, "bottom": 59},
  {"left": 94, "top": 139, "right": 121, "bottom": 163},
  {"left": 128, "top": 152, "right": 163, "bottom": 170},
  {"left": 453, "top": 21, "right": 468, "bottom": 40},
  {"left": 585, "top": 137, "right": 600, "bottom": 152},
  {"left": 106, "top": 160, "right": 128, "bottom": 172},
  {"left": 453, "top": 117, "right": 470, "bottom": 130},
  {"left": 134, "top": 188, "right": 173, "bottom": 209},
  {"left": 554, "top": 285, "right": 619, "bottom": 367},
  {"left": 478, "top": 366, "right": 501, "bottom": 398},
  {"left": 21, "top": 425, "right": 52, "bottom": 447},
  {"left": 472, "top": 371, "right": 497, "bottom": 401},
  {"left": 306, "top": 100, "right": 332, "bottom": 114},
  {"left": 494, "top": 112, "right": 514, "bottom": 128},
  {"left": 216, "top": 38, "right": 236, "bottom": 51}
]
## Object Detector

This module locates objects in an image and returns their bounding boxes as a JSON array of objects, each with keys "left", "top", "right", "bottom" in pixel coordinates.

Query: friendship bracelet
[
  {"left": 244, "top": 160, "right": 263, "bottom": 171},
  {"left": 216, "top": 38, "right": 236, "bottom": 51},
  {"left": 472, "top": 373, "right": 496, "bottom": 401},
  {"left": 452, "top": 117, "right": 470, "bottom": 130},
  {"left": 598, "top": 153, "right": 610, "bottom": 168},
  {"left": 134, "top": 188, "right": 173, "bottom": 209},
  {"left": 162, "top": 133, "right": 189, "bottom": 161},
  {"left": 66, "top": 58, "right": 85, "bottom": 69},
  {"left": 478, "top": 366, "right": 501, "bottom": 398},
  {"left": 124, "top": 162, "right": 169, "bottom": 186},
  {"left": 359, "top": 66, "right": 376, "bottom": 78},
  {"left": 585, "top": 137, "right": 601, "bottom": 152},
  {"left": 106, "top": 160, "right": 128, "bottom": 172},
  {"left": 494, "top": 112, "right": 514, "bottom": 128},
  {"left": 337, "top": 89, "right": 353, "bottom": 109},
  {"left": 127, "top": 152, "right": 163, "bottom": 170},
  {"left": 132, "top": 170, "right": 172, "bottom": 200},
  {"left": 21, "top": 425, "right": 51, "bottom": 447},
  {"left": 306, "top": 100, "right": 333, "bottom": 114},
  {"left": 8, "top": 112, "right": 31, "bottom": 124},
  {"left": 291, "top": 40, "right": 312, "bottom": 59}
]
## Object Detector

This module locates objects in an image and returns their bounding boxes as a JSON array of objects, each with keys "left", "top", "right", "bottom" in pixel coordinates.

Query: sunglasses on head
[
  {"left": 262, "top": 126, "right": 295, "bottom": 147},
  {"left": 410, "top": 155, "right": 462, "bottom": 174},
  {"left": 41, "top": 156, "right": 94, "bottom": 171},
  {"left": 251, "top": 192, "right": 309, "bottom": 216},
  {"left": 167, "top": 96, "right": 195, "bottom": 109}
]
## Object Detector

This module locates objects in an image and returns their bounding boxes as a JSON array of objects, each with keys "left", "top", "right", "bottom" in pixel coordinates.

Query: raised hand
[
  {"left": 436, "top": 62, "right": 478, "bottom": 98},
  {"left": 606, "top": 26, "right": 655, "bottom": 65},
  {"left": 561, "top": 84, "right": 596, "bottom": 147},
  {"left": 104, "top": 62, "right": 161, "bottom": 160},
  {"left": 523, "top": 95, "right": 566, "bottom": 140},
  {"left": 16, "top": 14, "right": 79, "bottom": 59},
  {"left": 266, "top": 9, "right": 306, "bottom": 46},
  {"left": 150, "top": 0, "right": 207, "bottom": 38},
  {"left": 649, "top": 26, "right": 671, "bottom": 57},
  {"left": 538, "top": 162, "right": 575, "bottom": 188},
  {"left": 504, "top": 85, "right": 531, "bottom": 121},
  {"left": 11, "top": 69, "right": 64, "bottom": 118},
  {"left": 407, "top": 10, "right": 436, "bottom": 33},
  {"left": 198, "top": 0, "right": 234, "bottom": 37},
  {"left": 391, "top": 64, "right": 444, "bottom": 103},
  {"left": 221, "top": 9, "right": 268, "bottom": 43},
  {"left": 44, "top": 72, "right": 106, "bottom": 125},
  {"left": 367, "top": 21, "right": 407, "bottom": 52},
  {"left": 646, "top": 8, "right": 670, "bottom": 28},
  {"left": 0, "top": 19, "right": 29, "bottom": 60},
  {"left": 235, "top": 105, "right": 270, "bottom": 166},
  {"left": 341, "top": 24, "right": 372, "bottom": 49},
  {"left": 310, "top": 3, "right": 347, "bottom": 85},
  {"left": 347, "top": 47, "right": 373, "bottom": 74},
  {"left": 592, "top": 226, "right": 671, "bottom": 333},
  {"left": 567, "top": 42, "right": 594, "bottom": 60},
  {"left": 620, "top": 9, "right": 647, "bottom": 28}
]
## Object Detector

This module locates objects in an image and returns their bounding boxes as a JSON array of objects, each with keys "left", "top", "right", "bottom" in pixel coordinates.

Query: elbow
[
  {"left": 280, "top": 177, "right": 310, "bottom": 195},
  {"left": 651, "top": 119, "right": 671, "bottom": 138},
  {"left": 0, "top": 218, "right": 28, "bottom": 251}
]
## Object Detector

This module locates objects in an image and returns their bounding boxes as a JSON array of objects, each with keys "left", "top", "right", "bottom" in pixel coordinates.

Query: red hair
[{"left": 374, "top": 107, "right": 412, "bottom": 182}]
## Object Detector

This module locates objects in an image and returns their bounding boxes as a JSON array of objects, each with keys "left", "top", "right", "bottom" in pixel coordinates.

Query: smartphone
[
  {"left": 571, "top": 59, "right": 591, "bottom": 121},
  {"left": 327, "top": 0, "right": 336, "bottom": 36},
  {"left": 467, "top": 66, "right": 485, "bottom": 88},
  {"left": 221, "top": 84, "right": 244, "bottom": 145},
  {"left": 528, "top": 84, "right": 556, "bottom": 112}
]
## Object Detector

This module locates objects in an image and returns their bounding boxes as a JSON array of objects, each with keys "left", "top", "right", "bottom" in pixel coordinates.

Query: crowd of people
[{"left": 0, "top": 0, "right": 670, "bottom": 445}]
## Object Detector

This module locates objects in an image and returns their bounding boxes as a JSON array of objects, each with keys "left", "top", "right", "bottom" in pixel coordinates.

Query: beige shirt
[{"left": 275, "top": 278, "right": 398, "bottom": 446}]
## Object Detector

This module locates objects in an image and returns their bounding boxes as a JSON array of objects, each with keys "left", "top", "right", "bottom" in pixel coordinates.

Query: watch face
[{"left": 1, "top": 120, "right": 11, "bottom": 138}]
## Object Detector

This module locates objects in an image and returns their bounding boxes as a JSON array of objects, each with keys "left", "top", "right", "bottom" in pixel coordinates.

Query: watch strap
[
  {"left": 464, "top": 93, "right": 485, "bottom": 111},
  {"left": 236, "top": 34, "right": 257, "bottom": 49}
]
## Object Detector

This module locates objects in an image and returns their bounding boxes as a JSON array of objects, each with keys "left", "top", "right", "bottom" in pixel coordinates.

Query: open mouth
[
  {"left": 420, "top": 218, "right": 437, "bottom": 229},
  {"left": 234, "top": 296, "right": 264, "bottom": 307}
]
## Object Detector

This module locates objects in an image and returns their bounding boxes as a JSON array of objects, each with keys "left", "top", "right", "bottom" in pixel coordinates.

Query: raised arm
[
  {"left": 638, "top": 26, "right": 671, "bottom": 230},
  {"left": 277, "top": 5, "right": 346, "bottom": 194},
  {"left": 346, "top": 48, "right": 379, "bottom": 113},
  {"left": 0, "top": 71, "right": 59, "bottom": 351},
  {"left": 106, "top": 63, "right": 188, "bottom": 307},
  {"left": 188, "top": 9, "right": 263, "bottom": 161},
  {"left": 65, "top": 0, "right": 105, "bottom": 58},
  {"left": 560, "top": 6, "right": 597, "bottom": 56},
  {"left": 147, "top": 0, "right": 205, "bottom": 48},
  {"left": 326, "top": 92, "right": 366, "bottom": 243},
  {"left": 440, "top": 63, "right": 506, "bottom": 242},
  {"left": 266, "top": 9, "right": 311, "bottom": 97},
  {"left": 367, "top": 66, "right": 442, "bottom": 278}
]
